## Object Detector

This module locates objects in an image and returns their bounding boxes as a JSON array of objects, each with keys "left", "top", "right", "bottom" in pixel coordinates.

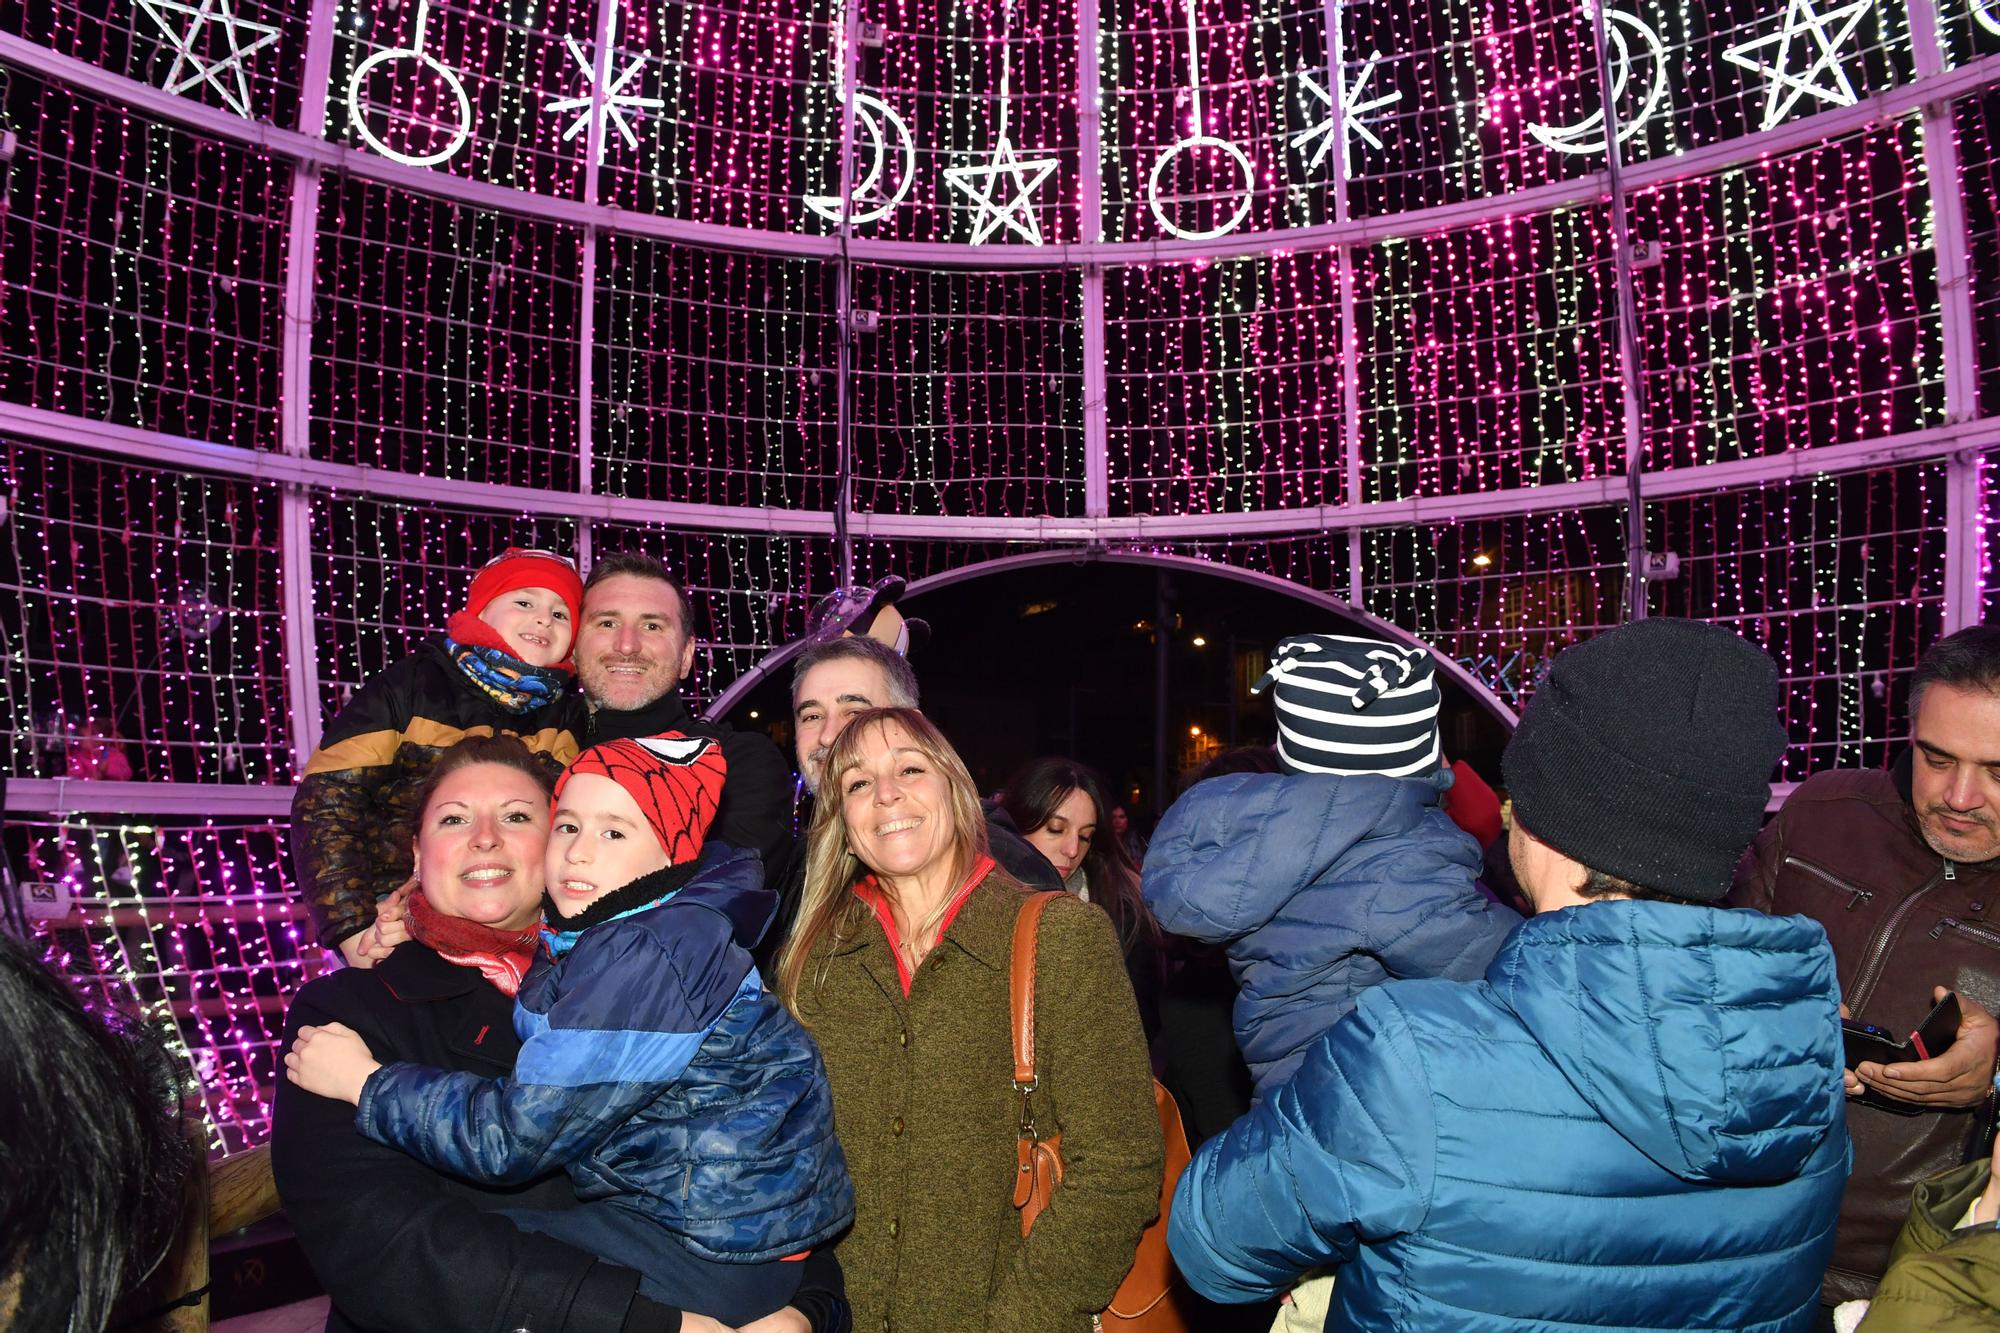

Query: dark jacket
[
  {"left": 1143, "top": 769, "right": 1518, "bottom": 1097},
  {"left": 1859, "top": 1158, "right": 2000, "bottom": 1331},
  {"left": 358, "top": 848, "right": 854, "bottom": 1262},
  {"left": 586, "top": 693, "right": 794, "bottom": 874},
  {"left": 795, "top": 871, "right": 1163, "bottom": 1332},
  {"left": 1734, "top": 754, "right": 2000, "bottom": 1302},
  {"left": 271, "top": 943, "right": 645, "bottom": 1333},
  {"left": 1170, "top": 902, "right": 1853, "bottom": 1332},
  {"left": 292, "top": 640, "right": 585, "bottom": 949}
]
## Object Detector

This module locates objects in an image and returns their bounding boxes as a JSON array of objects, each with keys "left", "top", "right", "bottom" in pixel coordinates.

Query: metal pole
[
  {"left": 1154, "top": 570, "right": 1172, "bottom": 813},
  {"left": 1907, "top": 0, "right": 1984, "bottom": 631},
  {"left": 574, "top": 0, "right": 620, "bottom": 573},
  {"left": 1584, "top": 0, "right": 1651, "bottom": 622},
  {"left": 277, "top": 0, "right": 340, "bottom": 768},
  {"left": 1325, "top": 0, "right": 1366, "bottom": 607},
  {"left": 1079, "top": 0, "right": 1109, "bottom": 519},
  {"left": 831, "top": 1, "right": 861, "bottom": 587}
]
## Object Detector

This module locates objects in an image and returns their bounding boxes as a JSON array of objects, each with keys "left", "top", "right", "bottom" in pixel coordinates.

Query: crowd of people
[{"left": 11, "top": 543, "right": 2000, "bottom": 1332}]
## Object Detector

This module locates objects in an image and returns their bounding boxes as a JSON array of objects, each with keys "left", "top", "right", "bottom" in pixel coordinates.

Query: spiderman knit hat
[{"left": 553, "top": 733, "right": 728, "bottom": 867}]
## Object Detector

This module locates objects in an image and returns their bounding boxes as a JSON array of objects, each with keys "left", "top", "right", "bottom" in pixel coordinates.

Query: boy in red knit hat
[
  {"left": 289, "top": 734, "right": 854, "bottom": 1327},
  {"left": 292, "top": 548, "right": 588, "bottom": 968}
]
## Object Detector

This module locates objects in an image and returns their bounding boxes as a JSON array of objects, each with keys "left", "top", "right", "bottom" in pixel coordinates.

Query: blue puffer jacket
[
  {"left": 357, "top": 847, "right": 854, "bottom": 1262},
  {"left": 1169, "top": 902, "right": 1852, "bottom": 1332},
  {"left": 1144, "top": 770, "right": 1517, "bottom": 1096}
]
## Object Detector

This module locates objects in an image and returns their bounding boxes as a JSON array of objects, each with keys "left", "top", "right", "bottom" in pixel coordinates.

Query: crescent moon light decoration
[
  {"left": 1971, "top": 0, "right": 2000, "bottom": 36},
  {"left": 347, "top": 0, "right": 475, "bottom": 168},
  {"left": 1148, "top": 0, "right": 1256, "bottom": 241},
  {"left": 1528, "top": 8, "right": 1671, "bottom": 156},
  {"left": 806, "top": 29, "right": 916, "bottom": 228}
]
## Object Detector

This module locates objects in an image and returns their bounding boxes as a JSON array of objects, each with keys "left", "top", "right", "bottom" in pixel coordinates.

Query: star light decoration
[
  {"left": 545, "top": 5, "right": 664, "bottom": 160},
  {"left": 1292, "top": 54, "right": 1402, "bottom": 178},
  {"left": 942, "top": 17, "right": 1059, "bottom": 244},
  {"left": 134, "top": 0, "right": 280, "bottom": 119},
  {"left": 944, "top": 135, "right": 1060, "bottom": 244},
  {"left": 1721, "top": 0, "right": 1875, "bottom": 130}
]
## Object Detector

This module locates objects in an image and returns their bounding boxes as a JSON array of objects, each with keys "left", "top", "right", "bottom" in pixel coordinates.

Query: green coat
[
  {"left": 1860, "top": 1160, "right": 2000, "bottom": 1331},
  {"left": 796, "top": 873, "right": 1165, "bottom": 1332}
]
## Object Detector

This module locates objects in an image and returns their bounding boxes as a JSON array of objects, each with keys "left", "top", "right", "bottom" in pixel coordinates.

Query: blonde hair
[{"left": 776, "top": 707, "right": 990, "bottom": 1015}]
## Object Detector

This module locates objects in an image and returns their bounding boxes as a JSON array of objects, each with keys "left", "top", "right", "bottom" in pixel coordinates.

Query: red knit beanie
[
  {"left": 445, "top": 548, "right": 585, "bottom": 668},
  {"left": 553, "top": 733, "right": 728, "bottom": 866}
]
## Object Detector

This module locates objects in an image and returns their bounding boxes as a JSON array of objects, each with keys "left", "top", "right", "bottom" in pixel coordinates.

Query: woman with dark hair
[
  {"left": 0, "top": 931, "right": 193, "bottom": 1332},
  {"left": 273, "top": 733, "right": 844, "bottom": 1333},
  {"left": 776, "top": 708, "right": 1161, "bottom": 1333},
  {"left": 1108, "top": 803, "right": 1146, "bottom": 864},
  {"left": 998, "top": 757, "right": 1163, "bottom": 1042}
]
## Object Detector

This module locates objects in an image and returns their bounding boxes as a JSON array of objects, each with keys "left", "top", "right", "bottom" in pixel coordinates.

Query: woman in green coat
[{"left": 776, "top": 706, "right": 1163, "bottom": 1333}]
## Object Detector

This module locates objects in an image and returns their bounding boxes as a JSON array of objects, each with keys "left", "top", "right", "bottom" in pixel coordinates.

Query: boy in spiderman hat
[
  {"left": 287, "top": 733, "right": 855, "bottom": 1326},
  {"left": 294, "top": 547, "right": 589, "bottom": 969}
]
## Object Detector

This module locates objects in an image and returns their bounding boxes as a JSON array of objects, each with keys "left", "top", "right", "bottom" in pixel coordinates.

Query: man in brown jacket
[{"left": 1736, "top": 625, "right": 2000, "bottom": 1308}]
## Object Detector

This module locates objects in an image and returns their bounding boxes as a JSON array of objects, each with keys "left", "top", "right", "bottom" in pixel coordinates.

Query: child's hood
[
  {"left": 666, "top": 843, "right": 777, "bottom": 951},
  {"left": 1142, "top": 769, "right": 1470, "bottom": 942}
]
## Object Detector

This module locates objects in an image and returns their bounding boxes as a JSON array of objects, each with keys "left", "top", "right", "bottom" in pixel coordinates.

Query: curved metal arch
[{"left": 703, "top": 546, "right": 1519, "bottom": 729}]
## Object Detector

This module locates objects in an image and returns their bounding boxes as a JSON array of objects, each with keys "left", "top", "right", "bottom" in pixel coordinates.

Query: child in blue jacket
[
  {"left": 1144, "top": 633, "right": 1520, "bottom": 1099},
  {"left": 287, "top": 733, "right": 854, "bottom": 1325},
  {"left": 1146, "top": 634, "right": 1522, "bottom": 1326}
]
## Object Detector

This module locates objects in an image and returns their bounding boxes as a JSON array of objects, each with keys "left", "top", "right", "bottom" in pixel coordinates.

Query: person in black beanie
[
  {"left": 1502, "top": 614, "right": 1791, "bottom": 901},
  {"left": 1165, "top": 617, "right": 1852, "bottom": 1333}
]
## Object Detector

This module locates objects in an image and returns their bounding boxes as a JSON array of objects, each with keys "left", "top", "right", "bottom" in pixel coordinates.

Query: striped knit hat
[{"left": 1252, "top": 634, "right": 1442, "bottom": 778}]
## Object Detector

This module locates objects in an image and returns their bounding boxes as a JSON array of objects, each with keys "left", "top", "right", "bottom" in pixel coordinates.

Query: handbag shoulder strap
[{"left": 1009, "top": 891, "right": 1060, "bottom": 1091}]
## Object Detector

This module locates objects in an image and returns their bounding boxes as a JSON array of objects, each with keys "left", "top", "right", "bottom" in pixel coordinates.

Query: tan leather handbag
[{"left": 1009, "top": 893, "right": 1194, "bottom": 1332}]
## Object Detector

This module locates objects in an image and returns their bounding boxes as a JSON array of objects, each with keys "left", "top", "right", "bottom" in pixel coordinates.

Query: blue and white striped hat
[{"left": 1252, "top": 634, "right": 1442, "bottom": 778}]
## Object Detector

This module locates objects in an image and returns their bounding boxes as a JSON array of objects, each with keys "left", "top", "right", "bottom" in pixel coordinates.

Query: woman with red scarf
[{"left": 272, "top": 734, "right": 845, "bottom": 1333}]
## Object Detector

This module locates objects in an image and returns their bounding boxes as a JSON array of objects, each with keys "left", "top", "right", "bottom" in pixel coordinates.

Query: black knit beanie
[{"left": 1501, "top": 618, "right": 1786, "bottom": 902}]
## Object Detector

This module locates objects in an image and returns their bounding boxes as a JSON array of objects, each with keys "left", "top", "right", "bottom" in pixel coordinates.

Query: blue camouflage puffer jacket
[
  {"left": 1169, "top": 902, "right": 1853, "bottom": 1331},
  {"left": 1143, "top": 769, "right": 1517, "bottom": 1096},
  {"left": 357, "top": 846, "right": 854, "bottom": 1262}
]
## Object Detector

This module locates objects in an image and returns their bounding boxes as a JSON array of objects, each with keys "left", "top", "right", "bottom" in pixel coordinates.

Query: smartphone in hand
[{"left": 1841, "top": 991, "right": 1962, "bottom": 1115}]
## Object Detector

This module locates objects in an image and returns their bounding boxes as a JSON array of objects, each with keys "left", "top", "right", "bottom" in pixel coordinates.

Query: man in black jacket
[{"left": 576, "top": 553, "right": 793, "bottom": 874}]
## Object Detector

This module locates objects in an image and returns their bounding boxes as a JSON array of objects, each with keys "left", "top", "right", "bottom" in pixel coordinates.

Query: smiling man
[
  {"left": 574, "top": 553, "right": 792, "bottom": 877},
  {"left": 1736, "top": 624, "right": 2000, "bottom": 1313}
]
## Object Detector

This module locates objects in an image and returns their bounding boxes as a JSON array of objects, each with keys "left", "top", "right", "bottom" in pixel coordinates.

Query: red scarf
[{"left": 406, "top": 891, "right": 542, "bottom": 997}]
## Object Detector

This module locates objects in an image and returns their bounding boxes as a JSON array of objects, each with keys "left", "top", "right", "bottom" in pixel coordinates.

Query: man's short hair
[
  {"left": 1909, "top": 625, "right": 2000, "bottom": 716},
  {"left": 1574, "top": 867, "right": 1679, "bottom": 905},
  {"left": 583, "top": 552, "right": 694, "bottom": 632},
  {"left": 789, "top": 636, "right": 920, "bottom": 710}
]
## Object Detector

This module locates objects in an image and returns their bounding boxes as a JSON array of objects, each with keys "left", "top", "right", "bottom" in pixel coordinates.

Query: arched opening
[{"left": 711, "top": 550, "right": 1516, "bottom": 820}]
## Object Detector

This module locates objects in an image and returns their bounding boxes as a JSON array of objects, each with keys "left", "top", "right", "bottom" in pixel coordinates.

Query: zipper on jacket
[
  {"left": 1782, "top": 855, "right": 1875, "bottom": 911},
  {"left": 1932, "top": 916, "right": 2000, "bottom": 950},
  {"left": 1849, "top": 862, "right": 1951, "bottom": 1014}
]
